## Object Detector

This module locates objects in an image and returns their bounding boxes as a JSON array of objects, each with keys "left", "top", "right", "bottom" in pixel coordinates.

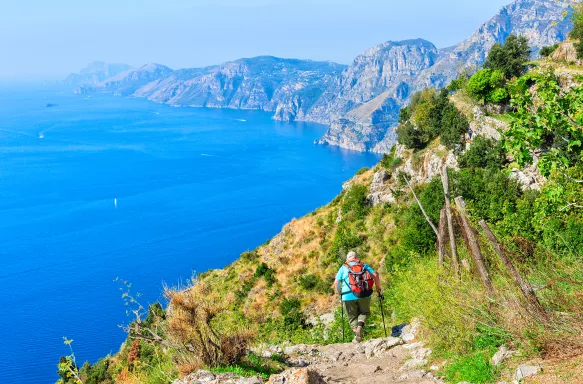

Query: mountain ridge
[{"left": 66, "top": 0, "right": 574, "bottom": 153}]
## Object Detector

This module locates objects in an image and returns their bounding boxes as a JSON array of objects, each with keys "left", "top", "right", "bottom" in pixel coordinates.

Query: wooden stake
[
  {"left": 454, "top": 196, "right": 493, "bottom": 293},
  {"left": 441, "top": 167, "right": 459, "bottom": 274},
  {"left": 479, "top": 220, "right": 547, "bottom": 318},
  {"left": 438, "top": 207, "right": 448, "bottom": 265}
]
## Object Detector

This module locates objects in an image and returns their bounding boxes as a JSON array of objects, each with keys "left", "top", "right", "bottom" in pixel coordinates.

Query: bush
[
  {"left": 297, "top": 273, "right": 330, "bottom": 294},
  {"left": 341, "top": 184, "right": 369, "bottom": 220},
  {"left": 484, "top": 34, "right": 531, "bottom": 78},
  {"left": 329, "top": 222, "right": 364, "bottom": 263},
  {"left": 396, "top": 89, "right": 440, "bottom": 149},
  {"left": 443, "top": 351, "right": 498, "bottom": 384},
  {"left": 255, "top": 263, "right": 276, "bottom": 287},
  {"left": 279, "top": 298, "right": 306, "bottom": 330},
  {"left": 440, "top": 103, "right": 469, "bottom": 149},
  {"left": 164, "top": 280, "right": 254, "bottom": 373},
  {"left": 458, "top": 136, "right": 505, "bottom": 170},
  {"left": 80, "top": 359, "right": 114, "bottom": 384},
  {"left": 380, "top": 147, "right": 402, "bottom": 171},
  {"left": 466, "top": 69, "right": 508, "bottom": 104},
  {"left": 539, "top": 44, "right": 559, "bottom": 57},
  {"left": 355, "top": 167, "right": 369, "bottom": 176}
]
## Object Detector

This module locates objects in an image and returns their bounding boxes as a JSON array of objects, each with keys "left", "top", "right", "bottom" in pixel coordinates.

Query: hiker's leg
[
  {"left": 343, "top": 300, "right": 359, "bottom": 331},
  {"left": 357, "top": 297, "right": 372, "bottom": 327}
]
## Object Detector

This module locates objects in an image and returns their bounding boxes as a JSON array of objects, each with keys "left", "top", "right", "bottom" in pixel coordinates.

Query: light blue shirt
[{"left": 336, "top": 262, "right": 375, "bottom": 301}]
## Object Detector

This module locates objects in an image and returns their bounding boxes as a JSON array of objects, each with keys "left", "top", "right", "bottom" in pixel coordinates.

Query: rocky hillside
[
  {"left": 64, "top": 0, "right": 574, "bottom": 153},
  {"left": 64, "top": 61, "right": 132, "bottom": 86}
]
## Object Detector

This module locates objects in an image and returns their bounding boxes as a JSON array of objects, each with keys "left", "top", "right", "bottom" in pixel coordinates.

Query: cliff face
[
  {"left": 316, "top": 0, "right": 573, "bottom": 152},
  {"left": 65, "top": 0, "right": 574, "bottom": 153},
  {"left": 64, "top": 61, "right": 132, "bottom": 86}
]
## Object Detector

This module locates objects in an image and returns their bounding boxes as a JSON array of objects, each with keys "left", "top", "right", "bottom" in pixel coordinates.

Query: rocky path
[{"left": 177, "top": 321, "right": 445, "bottom": 384}]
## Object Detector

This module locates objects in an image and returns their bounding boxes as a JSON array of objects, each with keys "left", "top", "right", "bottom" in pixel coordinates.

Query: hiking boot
[{"left": 354, "top": 326, "right": 363, "bottom": 343}]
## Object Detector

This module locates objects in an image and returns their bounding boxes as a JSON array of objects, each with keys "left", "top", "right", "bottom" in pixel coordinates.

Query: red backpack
[{"left": 344, "top": 261, "right": 374, "bottom": 298}]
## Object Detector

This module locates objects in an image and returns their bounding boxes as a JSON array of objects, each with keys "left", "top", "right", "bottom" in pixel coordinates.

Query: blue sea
[{"left": 0, "top": 84, "right": 380, "bottom": 383}]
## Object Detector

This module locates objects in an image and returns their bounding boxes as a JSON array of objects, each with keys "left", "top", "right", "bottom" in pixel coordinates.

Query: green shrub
[
  {"left": 451, "top": 168, "right": 523, "bottom": 224},
  {"left": 458, "top": 136, "right": 505, "bottom": 170},
  {"left": 396, "top": 89, "right": 440, "bottom": 150},
  {"left": 539, "top": 44, "right": 559, "bottom": 57},
  {"left": 329, "top": 222, "right": 364, "bottom": 263},
  {"left": 279, "top": 298, "right": 306, "bottom": 330},
  {"left": 355, "top": 167, "right": 369, "bottom": 176},
  {"left": 80, "top": 359, "right": 114, "bottom": 384},
  {"left": 297, "top": 273, "right": 330, "bottom": 293},
  {"left": 380, "top": 147, "right": 402, "bottom": 171},
  {"left": 442, "top": 351, "right": 498, "bottom": 384},
  {"left": 340, "top": 184, "right": 370, "bottom": 220},
  {"left": 255, "top": 263, "right": 276, "bottom": 287},
  {"left": 466, "top": 69, "right": 508, "bottom": 104},
  {"left": 440, "top": 103, "right": 469, "bottom": 149}
]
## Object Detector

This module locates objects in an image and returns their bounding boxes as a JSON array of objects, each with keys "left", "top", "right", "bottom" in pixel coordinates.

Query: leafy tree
[
  {"left": 396, "top": 89, "right": 440, "bottom": 149},
  {"left": 505, "top": 70, "right": 583, "bottom": 216},
  {"left": 440, "top": 103, "right": 469, "bottom": 149},
  {"left": 570, "top": 3, "right": 583, "bottom": 59},
  {"left": 458, "top": 136, "right": 505, "bottom": 170},
  {"left": 396, "top": 121, "right": 426, "bottom": 149},
  {"left": 484, "top": 34, "right": 531, "bottom": 78}
]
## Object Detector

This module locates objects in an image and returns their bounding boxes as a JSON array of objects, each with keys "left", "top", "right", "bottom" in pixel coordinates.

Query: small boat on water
[{"left": 45, "top": 103, "right": 58, "bottom": 108}]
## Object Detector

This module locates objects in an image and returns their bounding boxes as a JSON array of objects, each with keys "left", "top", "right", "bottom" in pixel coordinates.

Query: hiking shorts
[{"left": 343, "top": 297, "right": 371, "bottom": 329}]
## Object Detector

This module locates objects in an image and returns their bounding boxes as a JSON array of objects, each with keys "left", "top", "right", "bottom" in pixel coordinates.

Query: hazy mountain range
[{"left": 66, "top": 0, "right": 574, "bottom": 153}]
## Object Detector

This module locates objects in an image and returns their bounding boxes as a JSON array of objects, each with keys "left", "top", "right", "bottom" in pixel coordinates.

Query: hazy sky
[{"left": 0, "top": 0, "right": 514, "bottom": 79}]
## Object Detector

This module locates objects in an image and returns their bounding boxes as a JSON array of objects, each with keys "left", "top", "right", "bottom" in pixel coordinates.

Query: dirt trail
[{"left": 271, "top": 322, "right": 444, "bottom": 384}]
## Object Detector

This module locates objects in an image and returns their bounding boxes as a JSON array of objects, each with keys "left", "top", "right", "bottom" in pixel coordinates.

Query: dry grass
[{"left": 164, "top": 279, "right": 254, "bottom": 374}]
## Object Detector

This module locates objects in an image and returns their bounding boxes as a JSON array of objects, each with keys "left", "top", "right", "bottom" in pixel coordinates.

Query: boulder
[
  {"left": 515, "top": 365, "right": 541, "bottom": 380},
  {"left": 267, "top": 368, "right": 325, "bottom": 384},
  {"left": 491, "top": 345, "right": 517, "bottom": 366},
  {"left": 401, "top": 318, "right": 421, "bottom": 342}
]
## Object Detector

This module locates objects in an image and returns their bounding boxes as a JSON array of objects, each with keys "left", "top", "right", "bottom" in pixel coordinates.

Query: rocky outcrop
[
  {"left": 368, "top": 170, "right": 395, "bottom": 206},
  {"left": 64, "top": 61, "right": 132, "bottom": 86},
  {"left": 551, "top": 40, "right": 583, "bottom": 64},
  {"left": 97, "top": 63, "right": 175, "bottom": 96}
]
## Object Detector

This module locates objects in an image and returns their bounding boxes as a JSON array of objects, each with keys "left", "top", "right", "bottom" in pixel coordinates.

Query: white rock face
[
  {"left": 491, "top": 345, "right": 518, "bottom": 366},
  {"left": 470, "top": 106, "right": 507, "bottom": 141},
  {"left": 367, "top": 170, "right": 395, "bottom": 206},
  {"left": 397, "top": 145, "right": 458, "bottom": 185},
  {"left": 516, "top": 364, "right": 541, "bottom": 380}
]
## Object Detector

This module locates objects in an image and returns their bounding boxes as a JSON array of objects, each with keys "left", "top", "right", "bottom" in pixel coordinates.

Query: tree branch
[{"left": 402, "top": 173, "right": 439, "bottom": 236}]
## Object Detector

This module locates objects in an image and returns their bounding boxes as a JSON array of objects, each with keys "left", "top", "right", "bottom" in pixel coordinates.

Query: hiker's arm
[
  {"left": 333, "top": 278, "right": 341, "bottom": 294},
  {"left": 373, "top": 272, "right": 382, "bottom": 293}
]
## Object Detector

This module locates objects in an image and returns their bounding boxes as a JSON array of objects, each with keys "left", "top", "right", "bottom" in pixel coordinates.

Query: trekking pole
[
  {"left": 340, "top": 294, "right": 345, "bottom": 342},
  {"left": 378, "top": 292, "right": 387, "bottom": 337}
]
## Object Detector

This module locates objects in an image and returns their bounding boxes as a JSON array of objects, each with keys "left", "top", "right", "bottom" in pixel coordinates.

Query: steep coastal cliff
[{"left": 65, "top": 0, "right": 574, "bottom": 154}]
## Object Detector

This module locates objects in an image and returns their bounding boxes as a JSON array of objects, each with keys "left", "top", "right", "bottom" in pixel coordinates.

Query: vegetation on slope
[{"left": 58, "top": 21, "right": 583, "bottom": 384}]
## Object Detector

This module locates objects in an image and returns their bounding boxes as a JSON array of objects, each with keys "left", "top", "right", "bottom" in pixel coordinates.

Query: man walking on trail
[{"left": 334, "top": 251, "right": 382, "bottom": 343}]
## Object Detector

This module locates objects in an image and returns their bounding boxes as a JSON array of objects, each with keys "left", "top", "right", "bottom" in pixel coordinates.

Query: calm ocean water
[{"left": 0, "top": 84, "right": 380, "bottom": 383}]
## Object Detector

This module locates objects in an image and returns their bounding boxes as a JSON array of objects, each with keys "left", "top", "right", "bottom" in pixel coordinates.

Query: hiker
[{"left": 333, "top": 251, "right": 382, "bottom": 343}]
